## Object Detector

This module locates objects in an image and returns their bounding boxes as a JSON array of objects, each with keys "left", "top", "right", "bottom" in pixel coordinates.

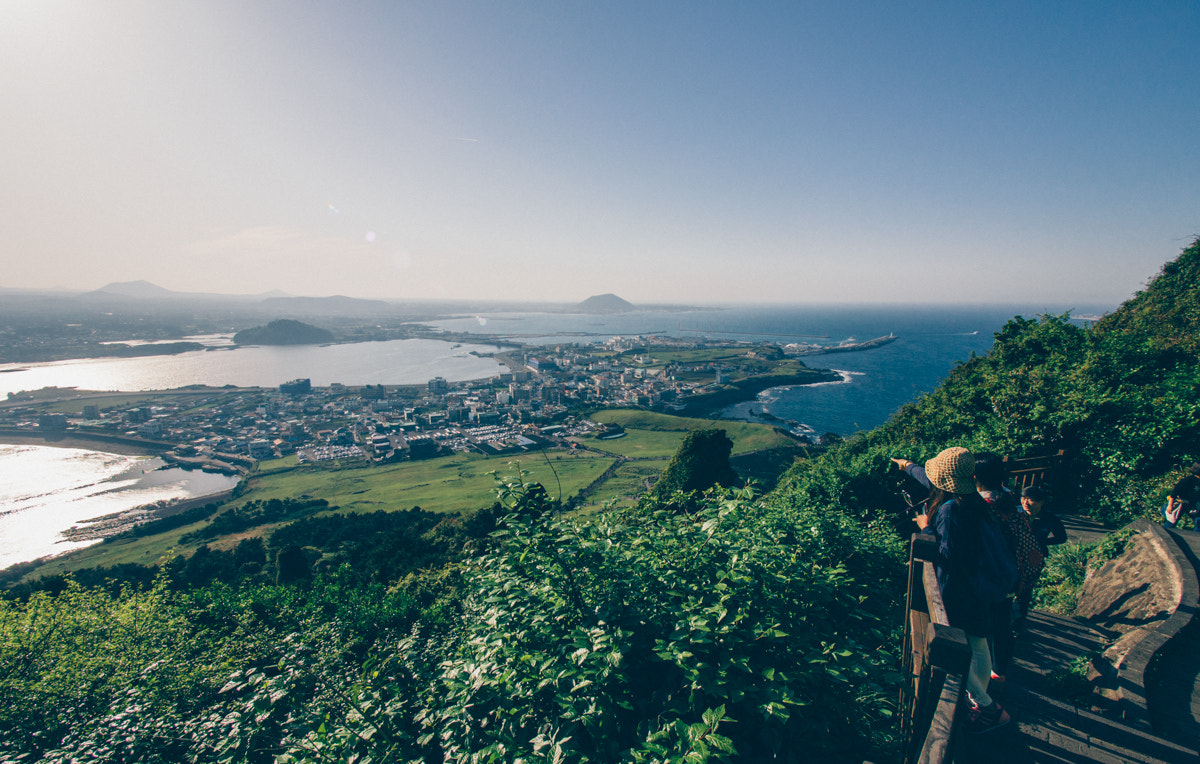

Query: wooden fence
[
  {"left": 1003, "top": 449, "right": 1065, "bottom": 490},
  {"left": 899, "top": 534, "right": 972, "bottom": 764},
  {"left": 897, "top": 452, "right": 1062, "bottom": 761}
]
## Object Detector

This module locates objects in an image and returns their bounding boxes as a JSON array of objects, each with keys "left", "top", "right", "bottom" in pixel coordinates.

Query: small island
[
  {"left": 233, "top": 319, "right": 335, "bottom": 346},
  {"left": 578, "top": 293, "right": 636, "bottom": 314}
]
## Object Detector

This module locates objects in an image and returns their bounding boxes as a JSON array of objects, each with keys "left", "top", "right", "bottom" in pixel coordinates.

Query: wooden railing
[
  {"left": 899, "top": 534, "right": 972, "bottom": 764},
  {"left": 1003, "top": 449, "right": 1065, "bottom": 490}
]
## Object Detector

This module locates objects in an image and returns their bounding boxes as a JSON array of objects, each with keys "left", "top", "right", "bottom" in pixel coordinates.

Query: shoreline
[{"left": 0, "top": 431, "right": 170, "bottom": 456}]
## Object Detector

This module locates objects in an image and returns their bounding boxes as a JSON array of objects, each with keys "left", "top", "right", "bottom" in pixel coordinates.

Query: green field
[
  {"left": 588, "top": 409, "right": 794, "bottom": 454},
  {"left": 27, "top": 410, "right": 798, "bottom": 580},
  {"left": 583, "top": 429, "right": 686, "bottom": 459},
  {"left": 582, "top": 462, "right": 664, "bottom": 509},
  {"left": 237, "top": 411, "right": 791, "bottom": 515},
  {"left": 32, "top": 515, "right": 222, "bottom": 578},
  {"left": 234, "top": 450, "right": 617, "bottom": 514}
]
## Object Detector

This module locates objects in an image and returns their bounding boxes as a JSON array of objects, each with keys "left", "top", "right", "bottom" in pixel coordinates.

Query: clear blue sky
[{"left": 2, "top": 1, "right": 1197, "bottom": 305}]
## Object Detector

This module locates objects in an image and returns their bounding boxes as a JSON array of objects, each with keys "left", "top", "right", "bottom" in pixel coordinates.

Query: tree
[{"left": 654, "top": 428, "right": 740, "bottom": 497}]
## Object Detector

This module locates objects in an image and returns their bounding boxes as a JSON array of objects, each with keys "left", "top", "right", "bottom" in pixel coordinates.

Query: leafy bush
[
  {"left": 301, "top": 484, "right": 906, "bottom": 763},
  {"left": 1032, "top": 528, "right": 1136, "bottom": 614},
  {"left": 0, "top": 577, "right": 217, "bottom": 761}
]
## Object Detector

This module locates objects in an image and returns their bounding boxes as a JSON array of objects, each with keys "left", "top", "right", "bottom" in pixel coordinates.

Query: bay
[
  {"left": 0, "top": 444, "right": 239, "bottom": 569},
  {"left": 0, "top": 338, "right": 508, "bottom": 399},
  {"left": 425, "top": 302, "right": 1112, "bottom": 437}
]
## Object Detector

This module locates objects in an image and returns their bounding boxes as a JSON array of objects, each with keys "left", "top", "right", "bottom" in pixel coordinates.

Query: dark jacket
[{"left": 906, "top": 464, "right": 990, "bottom": 636}]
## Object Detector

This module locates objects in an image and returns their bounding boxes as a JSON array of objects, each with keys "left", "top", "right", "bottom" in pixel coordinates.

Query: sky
[{"left": 2, "top": 1, "right": 1198, "bottom": 306}]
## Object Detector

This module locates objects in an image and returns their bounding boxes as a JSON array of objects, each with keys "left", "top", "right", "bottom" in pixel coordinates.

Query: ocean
[
  {"left": 424, "top": 302, "right": 1110, "bottom": 437},
  {"left": 0, "top": 302, "right": 1111, "bottom": 569}
]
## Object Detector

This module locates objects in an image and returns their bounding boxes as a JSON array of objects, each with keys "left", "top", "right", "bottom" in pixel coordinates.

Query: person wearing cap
[
  {"left": 892, "top": 448, "right": 1011, "bottom": 733},
  {"left": 1013, "top": 484, "right": 1064, "bottom": 633},
  {"left": 1162, "top": 462, "right": 1200, "bottom": 529},
  {"left": 1020, "top": 485, "right": 1066, "bottom": 556}
]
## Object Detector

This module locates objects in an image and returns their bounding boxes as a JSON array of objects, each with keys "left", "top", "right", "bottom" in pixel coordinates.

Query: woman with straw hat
[{"left": 892, "top": 447, "right": 1012, "bottom": 734}]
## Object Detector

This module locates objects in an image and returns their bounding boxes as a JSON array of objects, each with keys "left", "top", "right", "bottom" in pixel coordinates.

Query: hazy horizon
[
  {"left": 3, "top": 2, "right": 1197, "bottom": 305},
  {"left": 0, "top": 278, "right": 1123, "bottom": 315}
]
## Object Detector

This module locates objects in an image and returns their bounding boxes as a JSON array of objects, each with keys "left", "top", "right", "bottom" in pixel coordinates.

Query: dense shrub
[{"left": 290, "top": 485, "right": 906, "bottom": 763}]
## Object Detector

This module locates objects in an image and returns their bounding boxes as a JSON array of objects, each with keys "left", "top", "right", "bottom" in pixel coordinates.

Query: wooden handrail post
[{"left": 901, "top": 534, "right": 971, "bottom": 764}]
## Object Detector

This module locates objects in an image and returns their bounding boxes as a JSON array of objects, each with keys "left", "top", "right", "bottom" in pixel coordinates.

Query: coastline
[
  {"left": 0, "top": 430, "right": 170, "bottom": 456},
  {"left": 675, "top": 367, "right": 843, "bottom": 416}
]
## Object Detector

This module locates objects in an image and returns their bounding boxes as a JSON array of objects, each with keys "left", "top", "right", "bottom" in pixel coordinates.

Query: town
[{"left": 0, "top": 334, "right": 886, "bottom": 471}]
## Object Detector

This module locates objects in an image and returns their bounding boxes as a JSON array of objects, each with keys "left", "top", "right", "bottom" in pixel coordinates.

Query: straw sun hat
[{"left": 924, "top": 447, "right": 976, "bottom": 495}]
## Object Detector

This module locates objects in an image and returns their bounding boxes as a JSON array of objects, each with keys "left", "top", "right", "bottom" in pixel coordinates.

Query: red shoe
[{"left": 968, "top": 702, "right": 1011, "bottom": 734}]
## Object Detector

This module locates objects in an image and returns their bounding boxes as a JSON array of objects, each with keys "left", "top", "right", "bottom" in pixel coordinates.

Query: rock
[{"left": 1074, "top": 532, "right": 1179, "bottom": 633}]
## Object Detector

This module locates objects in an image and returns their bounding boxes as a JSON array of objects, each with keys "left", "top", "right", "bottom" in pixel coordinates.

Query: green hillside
[
  {"left": 775, "top": 237, "right": 1200, "bottom": 528},
  {"left": 2, "top": 238, "right": 1198, "bottom": 763}
]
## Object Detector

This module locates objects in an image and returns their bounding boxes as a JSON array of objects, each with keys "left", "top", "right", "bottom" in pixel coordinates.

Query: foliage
[
  {"left": 179, "top": 497, "right": 332, "bottom": 543},
  {"left": 1031, "top": 528, "right": 1136, "bottom": 614},
  {"left": 301, "top": 483, "right": 906, "bottom": 763},
  {"left": 1093, "top": 237, "right": 1200, "bottom": 356},
  {"left": 106, "top": 501, "right": 223, "bottom": 542},
  {"left": 1047, "top": 649, "right": 1103, "bottom": 706},
  {"left": 0, "top": 479, "right": 906, "bottom": 763},
  {"left": 0, "top": 576, "right": 212, "bottom": 761},
  {"left": 653, "top": 428, "right": 741, "bottom": 497}
]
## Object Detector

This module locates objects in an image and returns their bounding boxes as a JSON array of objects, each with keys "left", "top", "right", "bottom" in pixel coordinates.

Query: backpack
[
  {"left": 972, "top": 513, "right": 1020, "bottom": 603},
  {"left": 997, "top": 508, "right": 1045, "bottom": 595},
  {"left": 985, "top": 493, "right": 1045, "bottom": 596}
]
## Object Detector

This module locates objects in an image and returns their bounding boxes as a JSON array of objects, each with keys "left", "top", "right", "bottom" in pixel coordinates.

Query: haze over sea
[{"left": 0, "top": 302, "right": 1111, "bottom": 569}]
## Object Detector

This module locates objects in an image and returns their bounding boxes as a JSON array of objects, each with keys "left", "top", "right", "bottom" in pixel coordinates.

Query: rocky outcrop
[{"left": 1071, "top": 519, "right": 1199, "bottom": 739}]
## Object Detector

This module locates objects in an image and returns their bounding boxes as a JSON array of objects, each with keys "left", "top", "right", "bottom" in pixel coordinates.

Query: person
[
  {"left": 1162, "top": 462, "right": 1200, "bottom": 529},
  {"left": 892, "top": 449, "right": 1012, "bottom": 733},
  {"left": 973, "top": 453, "right": 1027, "bottom": 686},
  {"left": 1012, "top": 484, "right": 1064, "bottom": 632},
  {"left": 1021, "top": 485, "right": 1066, "bottom": 555}
]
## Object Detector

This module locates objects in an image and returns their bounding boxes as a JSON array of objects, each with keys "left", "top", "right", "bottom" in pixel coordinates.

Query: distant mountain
[
  {"left": 578, "top": 293, "right": 635, "bottom": 314},
  {"left": 257, "top": 295, "right": 395, "bottom": 315},
  {"left": 92, "top": 280, "right": 177, "bottom": 299},
  {"left": 233, "top": 319, "right": 335, "bottom": 346}
]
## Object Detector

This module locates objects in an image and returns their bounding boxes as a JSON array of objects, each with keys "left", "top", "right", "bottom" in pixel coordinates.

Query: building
[
  {"left": 38, "top": 413, "right": 67, "bottom": 430},
  {"left": 248, "top": 439, "right": 275, "bottom": 460}
]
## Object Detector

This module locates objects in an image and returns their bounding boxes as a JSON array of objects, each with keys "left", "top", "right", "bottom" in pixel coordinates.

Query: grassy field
[
  {"left": 583, "top": 430, "right": 686, "bottom": 459},
  {"left": 233, "top": 450, "right": 617, "bottom": 514},
  {"left": 24, "top": 409, "right": 799, "bottom": 580},
  {"left": 235, "top": 411, "right": 790, "bottom": 515},
  {"left": 588, "top": 409, "right": 794, "bottom": 454},
  {"left": 32, "top": 515, "right": 223, "bottom": 578},
  {"left": 583, "top": 462, "right": 664, "bottom": 509}
]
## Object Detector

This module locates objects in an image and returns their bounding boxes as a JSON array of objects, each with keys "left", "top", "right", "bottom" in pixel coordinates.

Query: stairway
[{"left": 956, "top": 518, "right": 1200, "bottom": 763}]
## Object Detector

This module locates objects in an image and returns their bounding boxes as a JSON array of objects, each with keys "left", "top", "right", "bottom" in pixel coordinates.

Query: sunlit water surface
[{"left": 0, "top": 445, "right": 239, "bottom": 569}]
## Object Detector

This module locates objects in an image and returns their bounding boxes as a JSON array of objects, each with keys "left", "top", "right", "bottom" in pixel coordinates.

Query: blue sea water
[{"left": 427, "top": 302, "right": 1113, "bottom": 437}]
